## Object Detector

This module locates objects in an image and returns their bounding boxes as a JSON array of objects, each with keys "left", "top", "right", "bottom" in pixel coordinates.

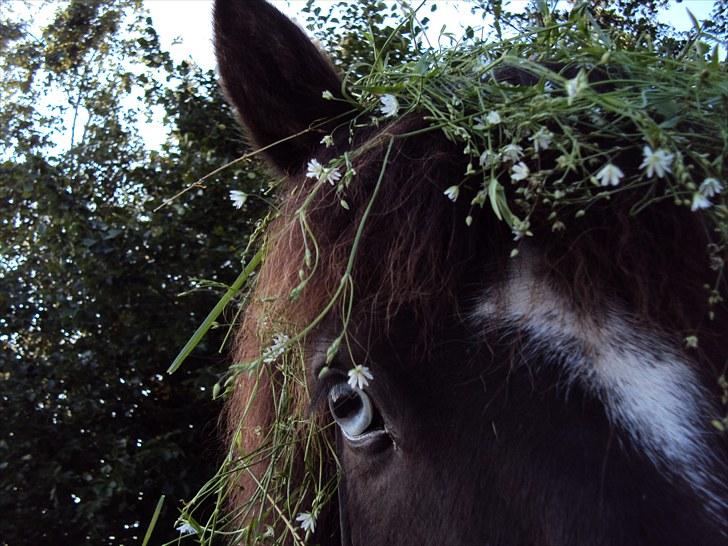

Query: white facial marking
[{"left": 474, "top": 253, "right": 726, "bottom": 517}]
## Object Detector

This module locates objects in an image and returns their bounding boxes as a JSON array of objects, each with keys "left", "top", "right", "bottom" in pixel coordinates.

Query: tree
[{"left": 1, "top": 1, "right": 269, "bottom": 543}]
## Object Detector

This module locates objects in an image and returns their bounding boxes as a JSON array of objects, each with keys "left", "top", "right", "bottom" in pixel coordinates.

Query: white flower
[
  {"left": 472, "top": 111, "right": 501, "bottom": 130},
  {"left": 324, "top": 167, "right": 342, "bottom": 185},
  {"left": 691, "top": 193, "right": 712, "bottom": 211},
  {"left": 443, "top": 185, "right": 460, "bottom": 201},
  {"left": 322, "top": 90, "right": 334, "bottom": 100},
  {"left": 176, "top": 523, "right": 196, "bottom": 535},
  {"left": 501, "top": 143, "right": 524, "bottom": 163},
  {"left": 306, "top": 158, "right": 341, "bottom": 185},
  {"left": 379, "top": 94, "right": 399, "bottom": 118},
  {"left": 296, "top": 512, "right": 316, "bottom": 534},
  {"left": 347, "top": 365, "right": 373, "bottom": 390},
  {"left": 565, "top": 70, "right": 588, "bottom": 105},
  {"left": 262, "top": 333, "right": 289, "bottom": 364},
  {"left": 306, "top": 159, "right": 325, "bottom": 180},
  {"left": 486, "top": 110, "right": 502, "bottom": 125},
  {"left": 529, "top": 127, "right": 553, "bottom": 153},
  {"left": 320, "top": 135, "right": 334, "bottom": 148},
  {"left": 589, "top": 107, "right": 606, "bottom": 127},
  {"left": 229, "top": 190, "right": 247, "bottom": 209},
  {"left": 639, "top": 146, "right": 673, "bottom": 178},
  {"left": 699, "top": 177, "right": 723, "bottom": 198},
  {"left": 511, "top": 219, "right": 532, "bottom": 241},
  {"left": 479, "top": 150, "right": 497, "bottom": 167},
  {"left": 511, "top": 162, "right": 530, "bottom": 181},
  {"left": 595, "top": 163, "right": 624, "bottom": 187},
  {"left": 471, "top": 189, "right": 487, "bottom": 207}
]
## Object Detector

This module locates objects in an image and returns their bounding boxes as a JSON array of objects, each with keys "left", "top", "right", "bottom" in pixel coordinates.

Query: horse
[{"left": 213, "top": 1, "right": 728, "bottom": 544}]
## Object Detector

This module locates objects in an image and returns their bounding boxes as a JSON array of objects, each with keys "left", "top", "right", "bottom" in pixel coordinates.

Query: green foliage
[
  {"left": 0, "top": 1, "right": 270, "bottom": 543},
  {"left": 301, "top": 0, "right": 428, "bottom": 77}
]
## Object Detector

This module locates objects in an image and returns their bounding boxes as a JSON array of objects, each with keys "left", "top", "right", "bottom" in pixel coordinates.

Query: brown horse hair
[{"left": 223, "top": 110, "right": 726, "bottom": 540}]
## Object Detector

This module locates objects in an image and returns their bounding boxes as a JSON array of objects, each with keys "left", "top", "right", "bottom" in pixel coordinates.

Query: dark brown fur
[{"left": 216, "top": 1, "right": 728, "bottom": 544}]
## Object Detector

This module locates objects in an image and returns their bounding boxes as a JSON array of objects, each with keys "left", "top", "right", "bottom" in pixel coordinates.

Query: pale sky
[
  {"left": 144, "top": 0, "right": 718, "bottom": 71},
  {"left": 144, "top": 0, "right": 486, "bottom": 70},
  {"left": 11, "top": 0, "right": 718, "bottom": 152}
]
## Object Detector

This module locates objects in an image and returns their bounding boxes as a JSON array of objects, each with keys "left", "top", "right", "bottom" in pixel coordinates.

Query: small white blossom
[
  {"left": 691, "top": 193, "right": 712, "bottom": 211},
  {"left": 306, "top": 158, "right": 341, "bottom": 185},
  {"left": 320, "top": 135, "right": 334, "bottom": 147},
  {"left": 486, "top": 110, "right": 502, "bottom": 125},
  {"left": 511, "top": 219, "right": 532, "bottom": 241},
  {"left": 379, "top": 94, "right": 399, "bottom": 118},
  {"left": 479, "top": 150, "right": 497, "bottom": 167},
  {"left": 595, "top": 163, "right": 624, "bottom": 187},
  {"left": 565, "top": 71, "right": 588, "bottom": 105},
  {"left": 262, "top": 333, "right": 290, "bottom": 364},
  {"left": 511, "top": 162, "right": 530, "bottom": 182},
  {"left": 699, "top": 177, "right": 723, "bottom": 198},
  {"left": 530, "top": 127, "right": 553, "bottom": 153},
  {"left": 322, "top": 90, "right": 334, "bottom": 100},
  {"left": 512, "top": 230, "right": 525, "bottom": 241},
  {"left": 589, "top": 108, "right": 606, "bottom": 127},
  {"left": 229, "top": 190, "right": 247, "bottom": 209},
  {"left": 501, "top": 143, "right": 524, "bottom": 163},
  {"left": 324, "top": 167, "right": 342, "bottom": 185},
  {"left": 443, "top": 185, "right": 460, "bottom": 201},
  {"left": 471, "top": 189, "right": 487, "bottom": 207},
  {"left": 306, "top": 159, "right": 325, "bottom": 179},
  {"left": 557, "top": 155, "right": 575, "bottom": 170},
  {"left": 347, "top": 365, "right": 373, "bottom": 390},
  {"left": 639, "top": 146, "right": 673, "bottom": 178},
  {"left": 176, "top": 523, "right": 196, "bottom": 535},
  {"left": 296, "top": 512, "right": 316, "bottom": 534}
]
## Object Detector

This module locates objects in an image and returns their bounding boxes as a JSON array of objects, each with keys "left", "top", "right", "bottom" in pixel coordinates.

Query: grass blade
[
  {"left": 142, "top": 494, "right": 165, "bottom": 546},
  {"left": 168, "top": 248, "right": 264, "bottom": 374}
]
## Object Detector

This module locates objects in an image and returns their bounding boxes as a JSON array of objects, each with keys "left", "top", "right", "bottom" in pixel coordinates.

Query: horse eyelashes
[
  {"left": 327, "top": 382, "right": 375, "bottom": 439},
  {"left": 308, "top": 369, "right": 346, "bottom": 415}
]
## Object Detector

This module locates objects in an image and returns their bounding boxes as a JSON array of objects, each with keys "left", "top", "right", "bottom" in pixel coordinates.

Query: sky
[
  {"left": 144, "top": 0, "right": 718, "bottom": 71},
  {"left": 10, "top": 0, "right": 719, "bottom": 152},
  {"left": 136, "top": 0, "right": 717, "bottom": 148}
]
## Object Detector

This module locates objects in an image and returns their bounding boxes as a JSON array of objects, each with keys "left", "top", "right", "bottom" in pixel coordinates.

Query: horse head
[{"left": 214, "top": 1, "right": 728, "bottom": 544}]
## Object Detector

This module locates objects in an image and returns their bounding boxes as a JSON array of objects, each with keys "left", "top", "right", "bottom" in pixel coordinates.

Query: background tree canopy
[{"left": 0, "top": 0, "right": 725, "bottom": 544}]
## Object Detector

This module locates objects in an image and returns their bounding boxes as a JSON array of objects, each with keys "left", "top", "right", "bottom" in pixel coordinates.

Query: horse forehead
[{"left": 473, "top": 253, "right": 725, "bottom": 513}]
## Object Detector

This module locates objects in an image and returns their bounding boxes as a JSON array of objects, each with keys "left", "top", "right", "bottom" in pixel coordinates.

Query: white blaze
[{"left": 474, "top": 253, "right": 726, "bottom": 517}]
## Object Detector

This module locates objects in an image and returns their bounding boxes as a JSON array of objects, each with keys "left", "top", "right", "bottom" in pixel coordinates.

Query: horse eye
[{"left": 327, "top": 382, "right": 376, "bottom": 440}]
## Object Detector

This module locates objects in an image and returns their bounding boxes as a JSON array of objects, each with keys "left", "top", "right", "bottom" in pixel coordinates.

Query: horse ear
[{"left": 214, "top": 0, "right": 350, "bottom": 173}]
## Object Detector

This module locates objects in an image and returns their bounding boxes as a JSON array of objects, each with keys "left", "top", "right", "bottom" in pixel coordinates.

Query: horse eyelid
[{"left": 307, "top": 369, "right": 347, "bottom": 415}]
